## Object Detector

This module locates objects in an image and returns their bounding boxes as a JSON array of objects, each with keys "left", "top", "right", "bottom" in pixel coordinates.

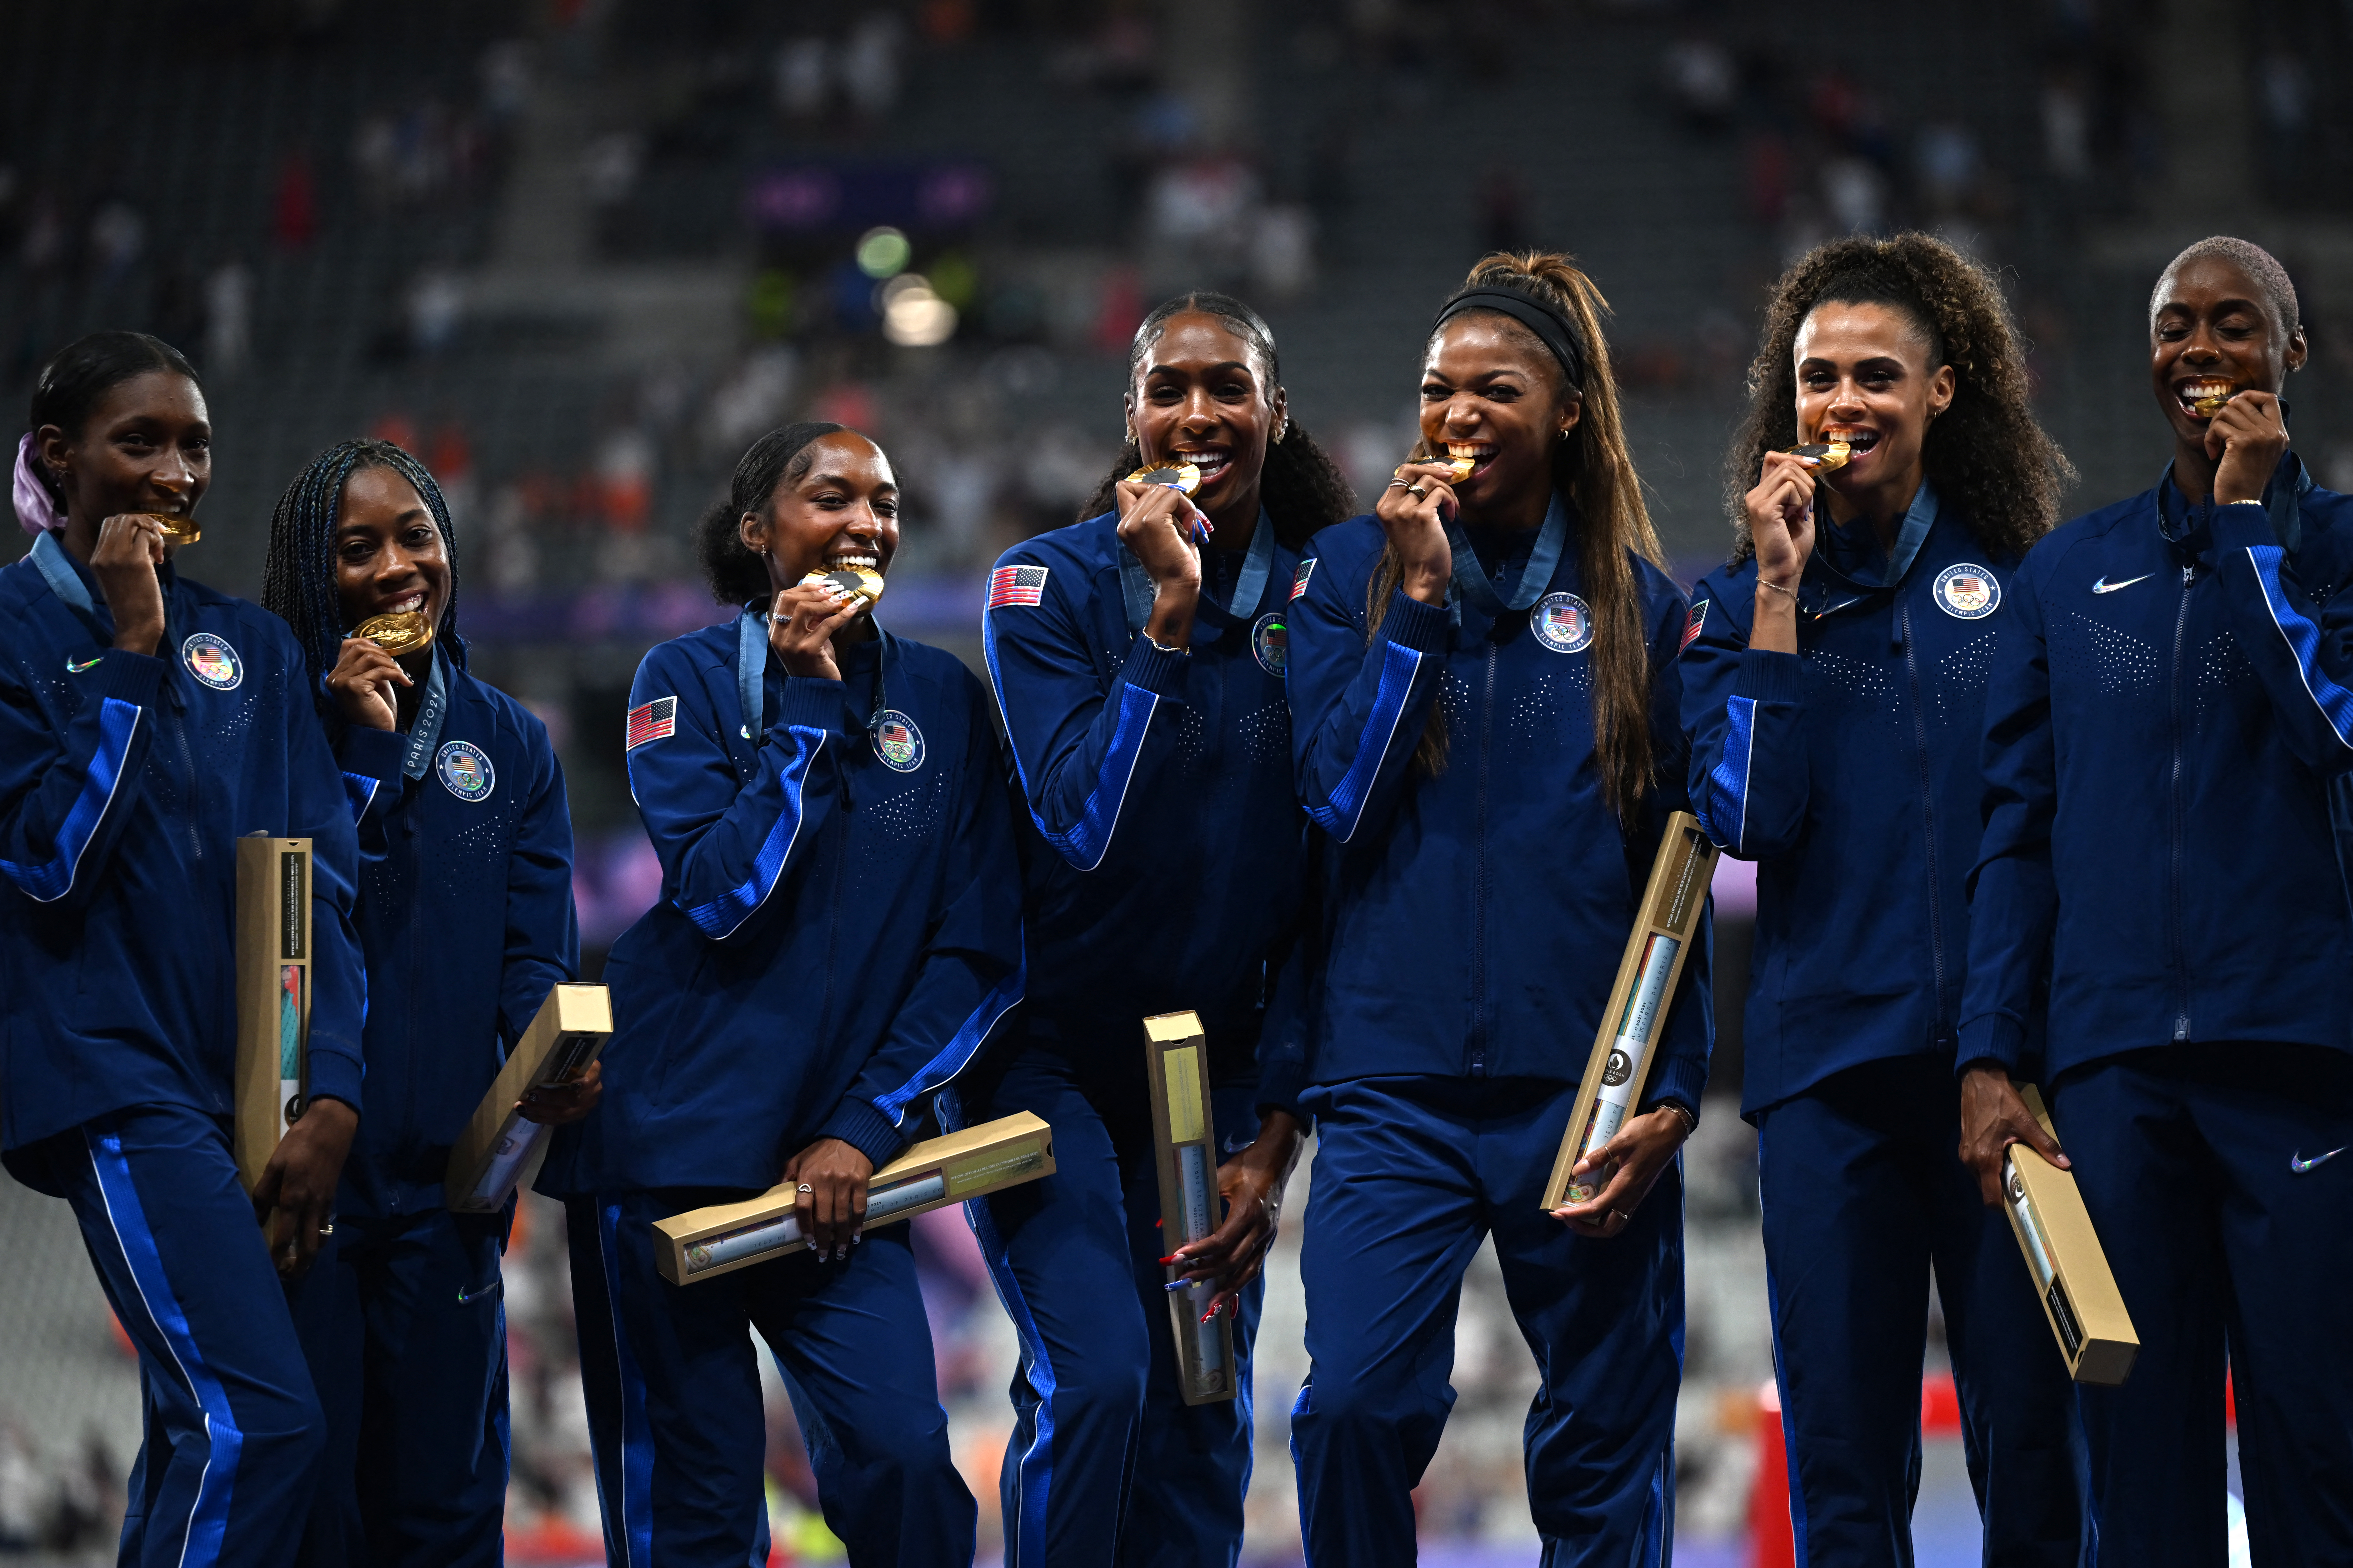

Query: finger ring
[
  {"left": 1385, "top": 477, "right": 1409, "bottom": 489},
  {"left": 796, "top": 1183, "right": 814, "bottom": 1193},
  {"left": 318, "top": 1222, "right": 334, "bottom": 1236},
  {"left": 1405, "top": 484, "right": 1429, "bottom": 500}
]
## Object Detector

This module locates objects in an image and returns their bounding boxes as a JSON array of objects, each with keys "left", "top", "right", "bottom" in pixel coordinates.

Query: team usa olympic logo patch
[
  {"left": 436, "top": 740, "right": 496, "bottom": 802},
  {"left": 1933, "top": 564, "right": 2000, "bottom": 620},
  {"left": 988, "top": 564, "right": 1049, "bottom": 609},
  {"left": 1290, "top": 558, "right": 1317, "bottom": 600},
  {"left": 1251, "top": 611, "right": 1288, "bottom": 677},
  {"left": 872, "top": 709, "right": 926, "bottom": 772},
  {"left": 1531, "top": 592, "right": 1594, "bottom": 655},
  {"left": 181, "top": 633, "right": 242, "bottom": 690}
]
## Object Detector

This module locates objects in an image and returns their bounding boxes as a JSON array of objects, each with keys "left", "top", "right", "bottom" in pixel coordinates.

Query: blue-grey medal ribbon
[
  {"left": 2151, "top": 457, "right": 2310, "bottom": 556},
  {"left": 399, "top": 650, "right": 450, "bottom": 782},
  {"left": 1442, "top": 493, "right": 1571, "bottom": 620},
  {"left": 1798, "top": 480, "right": 1940, "bottom": 616},
  {"left": 738, "top": 604, "right": 892, "bottom": 742},
  {"left": 1120, "top": 506, "right": 1277, "bottom": 636}
]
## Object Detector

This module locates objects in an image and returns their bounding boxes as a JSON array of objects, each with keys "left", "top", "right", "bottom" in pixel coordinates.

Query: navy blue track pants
[
  {"left": 1291, "top": 1076, "right": 1681, "bottom": 1568},
  {"left": 1755, "top": 1056, "right": 2086, "bottom": 1568},
  {"left": 564, "top": 1192, "right": 975, "bottom": 1568},
  {"left": 6, "top": 1103, "right": 326, "bottom": 1568},
  {"left": 957, "top": 1048, "right": 1265, "bottom": 1568},
  {"left": 2053, "top": 1043, "right": 2353, "bottom": 1567},
  {"left": 284, "top": 1206, "right": 511, "bottom": 1567}
]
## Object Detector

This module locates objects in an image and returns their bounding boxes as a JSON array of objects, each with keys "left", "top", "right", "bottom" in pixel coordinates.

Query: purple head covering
[{"left": 13, "top": 434, "right": 63, "bottom": 535}]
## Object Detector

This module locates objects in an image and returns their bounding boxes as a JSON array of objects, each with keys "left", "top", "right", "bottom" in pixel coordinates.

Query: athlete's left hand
[
  {"left": 783, "top": 1137, "right": 872, "bottom": 1262},
  {"left": 1552, "top": 1104, "right": 1690, "bottom": 1238},
  {"left": 2207, "top": 389, "right": 2289, "bottom": 506},
  {"left": 518, "top": 1059, "right": 604, "bottom": 1125},
  {"left": 252, "top": 1095, "right": 358, "bottom": 1278},
  {"left": 1167, "top": 1110, "right": 1306, "bottom": 1321}
]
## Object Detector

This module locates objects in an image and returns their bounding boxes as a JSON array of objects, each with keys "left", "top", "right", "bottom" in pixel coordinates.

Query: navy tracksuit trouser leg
[
  {"left": 1291, "top": 1076, "right": 1681, "bottom": 1568},
  {"left": 7, "top": 1104, "right": 327, "bottom": 1568},
  {"left": 285, "top": 1206, "right": 511, "bottom": 1568},
  {"left": 1755, "top": 1056, "right": 2086, "bottom": 1568},
  {"left": 2053, "top": 1043, "right": 2353, "bottom": 1568},
  {"left": 566, "top": 1192, "right": 975, "bottom": 1568},
  {"left": 959, "top": 1049, "right": 1264, "bottom": 1568}
]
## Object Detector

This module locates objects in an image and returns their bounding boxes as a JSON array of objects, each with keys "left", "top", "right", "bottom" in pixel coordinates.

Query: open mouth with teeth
[
  {"left": 1442, "top": 442, "right": 1491, "bottom": 480},
  {"left": 1816, "top": 426, "right": 1879, "bottom": 457},
  {"left": 1169, "top": 449, "right": 1234, "bottom": 487},
  {"left": 2178, "top": 379, "right": 2235, "bottom": 418}
]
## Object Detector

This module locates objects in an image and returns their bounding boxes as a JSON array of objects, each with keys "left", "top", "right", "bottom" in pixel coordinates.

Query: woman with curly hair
[
  {"left": 1285, "top": 253, "right": 1709, "bottom": 1563},
  {"left": 1683, "top": 233, "right": 2084, "bottom": 1564},
  {"left": 971, "top": 292, "right": 1351, "bottom": 1564}
]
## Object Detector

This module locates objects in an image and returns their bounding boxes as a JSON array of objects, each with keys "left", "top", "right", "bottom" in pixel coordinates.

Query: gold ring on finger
[{"left": 1405, "top": 484, "right": 1429, "bottom": 500}]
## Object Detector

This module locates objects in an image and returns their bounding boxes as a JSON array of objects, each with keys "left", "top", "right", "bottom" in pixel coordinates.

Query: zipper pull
[{"left": 2182, "top": 563, "right": 2197, "bottom": 588}]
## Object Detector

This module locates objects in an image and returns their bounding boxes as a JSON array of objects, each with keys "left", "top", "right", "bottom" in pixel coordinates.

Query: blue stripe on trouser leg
[
  {"left": 960, "top": 1050, "right": 1148, "bottom": 1566},
  {"left": 2055, "top": 1044, "right": 2353, "bottom": 1568},
  {"left": 1757, "top": 1057, "right": 2085, "bottom": 1568},
  {"left": 564, "top": 1199, "right": 656, "bottom": 1568},
  {"left": 25, "top": 1104, "right": 325, "bottom": 1568},
  {"left": 1292, "top": 1077, "right": 1682, "bottom": 1568}
]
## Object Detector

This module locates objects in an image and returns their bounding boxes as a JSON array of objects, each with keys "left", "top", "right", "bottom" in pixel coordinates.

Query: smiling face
[
  {"left": 38, "top": 369, "right": 212, "bottom": 540},
  {"left": 1418, "top": 314, "right": 1578, "bottom": 524},
  {"left": 2149, "top": 254, "right": 2307, "bottom": 441},
  {"left": 742, "top": 430, "right": 900, "bottom": 592},
  {"left": 334, "top": 464, "right": 451, "bottom": 636},
  {"left": 1125, "top": 311, "right": 1285, "bottom": 529},
  {"left": 1792, "top": 300, "right": 1955, "bottom": 520}
]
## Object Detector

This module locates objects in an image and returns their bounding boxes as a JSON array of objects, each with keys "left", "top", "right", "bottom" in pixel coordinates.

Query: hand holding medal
[{"left": 767, "top": 568, "right": 880, "bottom": 682}]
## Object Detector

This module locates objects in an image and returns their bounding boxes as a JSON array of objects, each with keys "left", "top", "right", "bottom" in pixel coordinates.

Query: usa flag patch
[
  {"left": 988, "top": 564, "right": 1050, "bottom": 608},
  {"left": 1291, "top": 558, "right": 1317, "bottom": 600},
  {"left": 626, "top": 697, "right": 677, "bottom": 750},
  {"left": 1681, "top": 601, "right": 1708, "bottom": 652}
]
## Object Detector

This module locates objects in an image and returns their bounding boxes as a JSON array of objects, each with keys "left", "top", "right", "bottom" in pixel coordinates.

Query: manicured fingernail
[
  {"left": 1200, "top": 1308, "right": 1215, "bottom": 1324},
  {"left": 1157, "top": 1253, "right": 1180, "bottom": 1265},
  {"left": 1164, "top": 1278, "right": 1190, "bottom": 1292}
]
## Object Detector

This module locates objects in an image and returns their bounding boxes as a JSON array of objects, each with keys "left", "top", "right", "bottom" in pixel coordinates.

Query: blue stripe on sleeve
[
  {"left": 2248, "top": 543, "right": 2353, "bottom": 749},
  {"left": 1305, "top": 640, "right": 1424, "bottom": 844},
  {"left": 870, "top": 945, "right": 1027, "bottom": 1127},
  {"left": 340, "top": 772, "right": 380, "bottom": 823},
  {"left": 1700, "top": 695, "right": 1757, "bottom": 855},
  {"left": 982, "top": 612, "right": 1163, "bottom": 872},
  {"left": 678, "top": 725, "right": 827, "bottom": 939},
  {"left": 2, "top": 695, "right": 141, "bottom": 902}
]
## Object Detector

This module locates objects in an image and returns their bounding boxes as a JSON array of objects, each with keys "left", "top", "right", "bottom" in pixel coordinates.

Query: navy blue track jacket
[
  {"left": 0, "top": 535, "right": 365, "bottom": 1153},
  {"left": 981, "top": 513, "right": 1312, "bottom": 1112},
  {"left": 1962, "top": 454, "right": 2353, "bottom": 1079},
  {"left": 539, "top": 619, "right": 1024, "bottom": 1195},
  {"left": 1286, "top": 510, "right": 1712, "bottom": 1104},
  {"left": 1684, "top": 490, "right": 2023, "bottom": 1116},
  {"left": 331, "top": 647, "right": 578, "bottom": 1217}
]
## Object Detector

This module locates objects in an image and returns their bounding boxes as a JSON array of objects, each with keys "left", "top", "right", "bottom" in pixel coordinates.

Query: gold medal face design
[
  {"left": 2184, "top": 379, "right": 2236, "bottom": 418},
  {"left": 1127, "top": 463, "right": 1203, "bottom": 495},
  {"left": 352, "top": 610, "right": 434, "bottom": 654},
  {"left": 1440, "top": 446, "right": 1478, "bottom": 482},
  {"left": 800, "top": 566, "right": 886, "bottom": 608},
  {"left": 143, "top": 513, "right": 201, "bottom": 544}
]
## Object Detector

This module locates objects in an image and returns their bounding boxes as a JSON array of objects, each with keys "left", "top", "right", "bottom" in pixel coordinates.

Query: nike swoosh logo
[
  {"left": 66, "top": 655, "right": 103, "bottom": 672},
  {"left": 456, "top": 1281, "right": 502, "bottom": 1305},
  {"left": 2291, "top": 1146, "right": 2347, "bottom": 1174},
  {"left": 2091, "top": 574, "right": 2153, "bottom": 594}
]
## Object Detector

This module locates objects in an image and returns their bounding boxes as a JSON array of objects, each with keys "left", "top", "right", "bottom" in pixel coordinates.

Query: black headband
[{"left": 1434, "top": 284, "right": 1587, "bottom": 391}]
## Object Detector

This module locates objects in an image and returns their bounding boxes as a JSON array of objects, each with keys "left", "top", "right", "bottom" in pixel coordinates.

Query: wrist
[
  {"left": 112, "top": 623, "right": 163, "bottom": 655},
  {"left": 1402, "top": 565, "right": 1449, "bottom": 605}
]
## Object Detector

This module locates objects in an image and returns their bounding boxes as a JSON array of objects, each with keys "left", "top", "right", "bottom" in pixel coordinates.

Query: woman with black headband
[
  {"left": 1686, "top": 234, "right": 2084, "bottom": 1564},
  {"left": 1284, "top": 253, "right": 1709, "bottom": 1562},
  {"left": 536, "top": 422, "right": 1021, "bottom": 1566}
]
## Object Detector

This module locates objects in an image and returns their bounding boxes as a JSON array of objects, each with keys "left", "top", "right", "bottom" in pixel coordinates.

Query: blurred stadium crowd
[{"left": 1, "top": 0, "right": 2349, "bottom": 1561}]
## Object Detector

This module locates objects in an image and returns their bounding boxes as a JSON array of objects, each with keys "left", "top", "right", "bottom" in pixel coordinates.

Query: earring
[{"left": 1272, "top": 422, "right": 1288, "bottom": 445}]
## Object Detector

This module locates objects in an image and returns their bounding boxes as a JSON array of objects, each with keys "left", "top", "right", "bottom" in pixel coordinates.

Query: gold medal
[
  {"left": 799, "top": 566, "right": 886, "bottom": 609},
  {"left": 2184, "top": 379, "right": 2235, "bottom": 418},
  {"left": 1439, "top": 445, "right": 1477, "bottom": 482},
  {"left": 352, "top": 610, "right": 434, "bottom": 654},
  {"left": 1781, "top": 441, "right": 1852, "bottom": 472},
  {"left": 1127, "top": 463, "right": 1203, "bottom": 495},
  {"left": 142, "top": 513, "right": 201, "bottom": 544}
]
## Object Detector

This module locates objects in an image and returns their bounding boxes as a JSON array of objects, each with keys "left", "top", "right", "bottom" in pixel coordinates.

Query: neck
[
  {"left": 1204, "top": 482, "right": 1261, "bottom": 549},
  {"left": 1461, "top": 479, "right": 1551, "bottom": 534},
  {"left": 1822, "top": 466, "right": 1922, "bottom": 551},
  {"left": 58, "top": 512, "right": 102, "bottom": 566},
  {"left": 2170, "top": 435, "right": 2224, "bottom": 503}
]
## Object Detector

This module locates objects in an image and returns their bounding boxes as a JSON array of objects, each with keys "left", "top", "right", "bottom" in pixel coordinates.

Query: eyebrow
[{"left": 1147, "top": 360, "right": 1252, "bottom": 377}]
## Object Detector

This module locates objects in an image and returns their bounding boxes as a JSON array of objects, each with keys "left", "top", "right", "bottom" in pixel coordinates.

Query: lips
[
  {"left": 1817, "top": 425, "right": 1879, "bottom": 453},
  {"left": 2177, "top": 378, "right": 2234, "bottom": 418},
  {"left": 375, "top": 590, "right": 428, "bottom": 616},
  {"left": 826, "top": 549, "right": 882, "bottom": 577},
  {"left": 1445, "top": 441, "right": 1494, "bottom": 479},
  {"left": 1170, "top": 449, "right": 1232, "bottom": 485}
]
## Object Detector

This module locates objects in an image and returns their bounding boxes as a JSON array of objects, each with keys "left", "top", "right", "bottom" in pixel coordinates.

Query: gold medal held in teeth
[
  {"left": 2188, "top": 383, "right": 2236, "bottom": 417},
  {"left": 1127, "top": 463, "right": 1203, "bottom": 496},
  {"left": 142, "top": 513, "right": 201, "bottom": 544},
  {"left": 352, "top": 610, "right": 434, "bottom": 654},
  {"left": 800, "top": 566, "right": 885, "bottom": 608},
  {"left": 1782, "top": 441, "right": 1853, "bottom": 472}
]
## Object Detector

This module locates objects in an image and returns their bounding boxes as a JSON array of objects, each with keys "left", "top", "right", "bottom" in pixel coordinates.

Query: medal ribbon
[
  {"left": 1798, "top": 481, "right": 1939, "bottom": 616},
  {"left": 1120, "top": 506, "right": 1276, "bottom": 636},
  {"left": 1443, "top": 493, "right": 1570, "bottom": 620},
  {"left": 2151, "top": 457, "right": 2310, "bottom": 555},
  {"left": 738, "top": 605, "right": 892, "bottom": 742},
  {"left": 399, "top": 650, "right": 450, "bottom": 782},
  {"left": 33, "top": 529, "right": 184, "bottom": 707}
]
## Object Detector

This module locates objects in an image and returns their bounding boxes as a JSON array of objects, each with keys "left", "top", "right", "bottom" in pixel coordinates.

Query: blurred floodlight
[
  {"left": 882, "top": 275, "right": 957, "bottom": 346},
  {"left": 857, "top": 225, "right": 912, "bottom": 278}
]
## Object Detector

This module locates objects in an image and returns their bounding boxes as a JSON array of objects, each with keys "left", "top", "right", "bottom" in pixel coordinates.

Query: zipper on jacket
[
  {"left": 1897, "top": 599, "right": 1948, "bottom": 1031},
  {"left": 399, "top": 788, "right": 420, "bottom": 1210},
  {"left": 2167, "top": 562, "right": 2195, "bottom": 1041},
  {"left": 164, "top": 707, "right": 204, "bottom": 867},
  {"left": 1468, "top": 642, "right": 1496, "bottom": 1077}
]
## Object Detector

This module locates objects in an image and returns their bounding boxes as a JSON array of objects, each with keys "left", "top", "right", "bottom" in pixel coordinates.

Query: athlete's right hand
[
  {"left": 1115, "top": 476, "right": 1205, "bottom": 649},
  {"left": 1745, "top": 450, "right": 1818, "bottom": 595},
  {"left": 766, "top": 581, "right": 867, "bottom": 682},
  {"left": 783, "top": 1137, "right": 871, "bottom": 1262},
  {"left": 328, "top": 636, "right": 411, "bottom": 731},
  {"left": 1957, "top": 1062, "right": 2068, "bottom": 1207},
  {"left": 91, "top": 513, "right": 168, "bottom": 656},
  {"left": 1373, "top": 461, "right": 1456, "bottom": 607}
]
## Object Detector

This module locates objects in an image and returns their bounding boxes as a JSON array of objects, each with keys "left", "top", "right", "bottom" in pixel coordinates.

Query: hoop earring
[{"left": 1272, "top": 422, "right": 1288, "bottom": 445}]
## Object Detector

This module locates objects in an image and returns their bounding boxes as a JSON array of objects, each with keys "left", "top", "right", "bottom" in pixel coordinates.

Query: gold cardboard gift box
[
  {"left": 1143, "top": 1011, "right": 1238, "bottom": 1406},
  {"left": 235, "top": 835, "right": 311, "bottom": 1195},
  {"left": 2005, "top": 1086, "right": 2139, "bottom": 1386},
  {"left": 444, "top": 983, "right": 613, "bottom": 1213}
]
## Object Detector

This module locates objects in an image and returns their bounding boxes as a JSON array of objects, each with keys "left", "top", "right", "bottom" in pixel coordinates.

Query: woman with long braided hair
[
  {"left": 1284, "top": 253, "right": 1709, "bottom": 1562},
  {"left": 263, "top": 438, "right": 590, "bottom": 1567},
  {"left": 1685, "top": 234, "right": 2083, "bottom": 1566}
]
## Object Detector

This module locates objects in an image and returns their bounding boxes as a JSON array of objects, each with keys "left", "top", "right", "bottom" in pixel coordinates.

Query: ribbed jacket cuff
[
  {"left": 1957, "top": 1015, "right": 2028, "bottom": 1076},
  {"left": 1119, "top": 637, "right": 1191, "bottom": 700},
  {"left": 2208, "top": 497, "right": 2277, "bottom": 553},
  {"left": 1381, "top": 590, "right": 1450, "bottom": 652},
  {"left": 820, "top": 1097, "right": 908, "bottom": 1173},
  {"left": 305, "top": 1048, "right": 364, "bottom": 1117},
  {"left": 336, "top": 724, "right": 407, "bottom": 786},
  {"left": 777, "top": 678, "right": 848, "bottom": 734},
  {"left": 90, "top": 651, "right": 166, "bottom": 706},
  {"left": 1254, "top": 1060, "right": 1310, "bottom": 1128},
  {"left": 1734, "top": 647, "right": 1806, "bottom": 705},
  {"left": 1642, "top": 1054, "right": 1710, "bottom": 1123}
]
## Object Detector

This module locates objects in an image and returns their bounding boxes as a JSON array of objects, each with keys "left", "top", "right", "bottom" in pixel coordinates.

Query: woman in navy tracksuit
[
  {"left": 973, "top": 292, "right": 1348, "bottom": 1565},
  {"left": 1285, "top": 254, "right": 1710, "bottom": 1565},
  {"left": 1960, "top": 238, "right": 2353, "bottom": 1565},
  {"left": 261, "top": 439, "right": 590, "bottom": 1567},
  {"left": 0, "top": 332, "right": 366, "bottom": 1568},
  {"left": 538, "top": 423, "right": 1023, "bottom": 1568},
  {"left": 1684, "top": 235, "right": 2084, "bottom": 1566}
]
